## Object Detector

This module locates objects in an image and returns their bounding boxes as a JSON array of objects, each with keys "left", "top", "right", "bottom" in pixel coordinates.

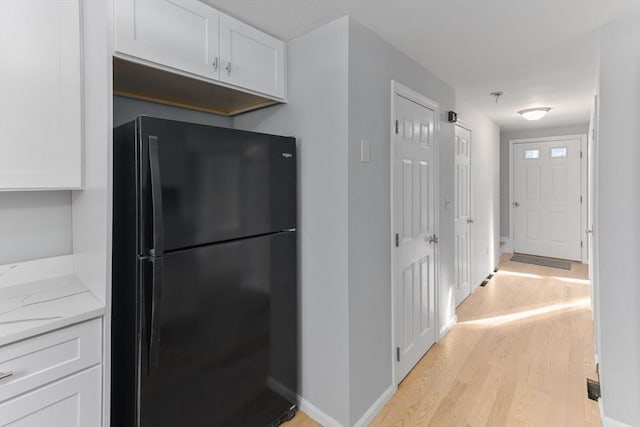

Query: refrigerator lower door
[{"left": 139, "top": 232, "right": 297, "bottom": 427}]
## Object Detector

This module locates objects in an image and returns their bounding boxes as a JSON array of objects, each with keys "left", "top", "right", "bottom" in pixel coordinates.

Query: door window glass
[
  {"left": 550, "top": 147, "right": 568, "bottom": 158},
  {"left": 524, "top": 149, "right": 540, "bottom": 159}
]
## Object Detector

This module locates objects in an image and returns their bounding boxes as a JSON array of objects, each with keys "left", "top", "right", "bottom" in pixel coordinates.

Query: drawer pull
[{"left": 0, "top": 371, "right": 13, "bottom": 380}]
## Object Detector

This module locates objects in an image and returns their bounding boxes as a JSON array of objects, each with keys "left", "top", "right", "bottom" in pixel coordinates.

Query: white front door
[
  {"left": 393, "top": 92, "right": 437, "bottom": 384},
  {"left": 512, "top": 137, "right": 583, "bottom": 260},
  {"left": 454, "top": 125, "right": 472, "bottom": 306}
]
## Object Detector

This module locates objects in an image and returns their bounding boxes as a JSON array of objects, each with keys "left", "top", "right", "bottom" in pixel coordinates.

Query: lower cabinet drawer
[
  {"left": 0, "top": 364, "right": 102, "bottom": 427},
  {"left": 0, "top": 318, "right": 102, "bottom": 402}
]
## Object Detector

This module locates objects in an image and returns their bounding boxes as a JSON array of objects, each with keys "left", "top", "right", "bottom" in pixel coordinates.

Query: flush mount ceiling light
[{"left": 518, "top": 107, "right": 551, "bottom": 121}]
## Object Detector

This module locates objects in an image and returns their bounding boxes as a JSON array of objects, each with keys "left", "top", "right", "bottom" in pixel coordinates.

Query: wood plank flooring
[{"left": 286, "top": 254, "right": 600, "bottom": 426}]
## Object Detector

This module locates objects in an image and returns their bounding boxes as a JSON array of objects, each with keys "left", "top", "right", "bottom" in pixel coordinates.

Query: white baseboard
[
  {"left": 439, "top": 315, "right": 457, "bottom": 340},
  {"left": 298, "top": 396, "right": 344, "bottom": 427},
  {"left": 353, "top": 384, "right": 396, "bottom": 427},
  {"left": 599, "top": 399, "right": 632, "bottom": 427},
  {"left": 266, "top": 379, "right": 343, "bottom": 426},
  {"left": 500, "top": 236, "right": 513, "bottom": 254}
]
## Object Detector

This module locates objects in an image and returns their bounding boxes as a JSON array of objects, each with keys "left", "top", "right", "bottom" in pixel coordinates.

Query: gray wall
[
  {"left": 455, "top": 99, "right": 501, "bottom": 287},
  {"left": 113, "top": 96, "right": 232, "bottom": 127},
  {"left": 235, "top": 16, "right": 500, "bottom": 426},
  {"left": 346, "top": 19, "right": 457, "bottom": 425},
  {"left": 597, "top": 14, "right": 640, "bottom": 426},
  {"left": 499, "top": 122, "right": 589, "bottom": 238},
  {"left": 233, "top": 17, "right": 352, "bottom": 425},
  {"left": 0, "top": 191, "right": 72, "bottom": 264}
]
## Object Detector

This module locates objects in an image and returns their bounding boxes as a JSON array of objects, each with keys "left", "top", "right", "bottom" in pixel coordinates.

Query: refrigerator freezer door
[
  {"left": 139, "top": 232, "right": 297, "bottom": 427},
  {"left": 139, "top": 117, "right": 296, "bottom": 253}
]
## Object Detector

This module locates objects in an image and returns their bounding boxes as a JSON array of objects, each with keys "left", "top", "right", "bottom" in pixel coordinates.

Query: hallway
[{"left": 290, "top": 254, "right": 599, "bottom": 426}]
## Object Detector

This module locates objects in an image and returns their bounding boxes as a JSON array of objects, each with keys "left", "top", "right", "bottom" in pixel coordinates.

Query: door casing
[
  {"left": 508, "top": 134, "right": 588, "bottom": 263},
  {"left": 454, "top": 122, "right": 473, "bottom": 306},
  {"left": 390, "top": 80, "right": 440, "bottom": 387}
]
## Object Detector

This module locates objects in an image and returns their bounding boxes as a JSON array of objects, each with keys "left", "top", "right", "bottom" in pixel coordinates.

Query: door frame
[
  {"left": 453, "top": 121, "right": 473, "bottom": 305},
  {"left": 508, "top": 134, "right": 588, "bottom": 263},
  {"left": 389, "top": 80, "right": 440, "bottom": 387}
]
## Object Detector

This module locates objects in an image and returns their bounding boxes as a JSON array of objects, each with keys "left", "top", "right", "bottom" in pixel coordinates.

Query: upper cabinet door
[
  {"left": 0, "top": 0, "right": 82, "bottom": 190},
  {"left": 115, "top": 0, "right": 220, "bottom": 80},
  {"left": 219, "top": 13, "right": 286, "bottom": 99}
]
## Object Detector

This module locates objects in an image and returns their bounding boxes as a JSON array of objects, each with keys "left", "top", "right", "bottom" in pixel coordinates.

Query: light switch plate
[{"left": 361, "top": 140, "right": 371, "bottom": 163}]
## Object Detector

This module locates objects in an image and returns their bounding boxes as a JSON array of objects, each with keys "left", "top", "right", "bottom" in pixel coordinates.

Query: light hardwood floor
[{"left": 287, "top": 254, "right": 600, "bottom": 427}]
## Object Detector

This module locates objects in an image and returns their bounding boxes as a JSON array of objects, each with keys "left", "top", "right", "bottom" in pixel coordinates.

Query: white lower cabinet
[
  {"left": 0, "top": 365, "right": 101, "bottom": 427},
  {"left": 0, "top": 319, "right": 103, "bottom": 427}
]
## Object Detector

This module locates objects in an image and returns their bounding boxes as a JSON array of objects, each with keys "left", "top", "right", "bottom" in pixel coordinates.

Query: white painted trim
[
  {"left": 390, "top": 80, "right": 441, "bottom": 388},
  {"left": 353, "top": 385, "right": 396, "bottom": 427},
  {"left": 453, "top": 123, "right": 473, "bottom": 307},
  {"left": 500, "top": 236, "right": 513, "bottom": 254},
  {"left": 580, "top": 135, "right": 588, "bottom": 263},
  {"left": 439, "top": 315, "right": 457, "bottom": 339},
  {"left": 508, "top": 134, "right": 588, "bottom": 261},
  {"left": 599, "top": 398, "right": 632, "bottom": 427},
  {"left": 0, "top": 255, "right": 74, "bottom": 289},
  {"left": 298, "top": 396, "right": 343, "bottom": 427}
]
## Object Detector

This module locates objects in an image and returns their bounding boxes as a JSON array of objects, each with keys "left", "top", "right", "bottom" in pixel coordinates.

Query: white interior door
[
  {"left": 393, "top": 92, "right": 436, "bottom": 384},
  {"left": 588, "top": 95, "right": 600, "bottom": 363},
  {"left": 454, "top": 125, "right": 472, "bottom": 306},
  {"left": 512, "top": 138, "right": 583, "bottom": 260}
]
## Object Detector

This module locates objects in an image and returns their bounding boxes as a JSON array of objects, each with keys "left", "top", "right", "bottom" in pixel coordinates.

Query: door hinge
[
  {"left": 580, "top": 196, "right": 583, "bottom": 203},
  {"left": 395, "top": 233, "right": 399, "bottom": 247},
  {"left": 394, "top": 120, "right": 399, "bottom": 135},
  {"left": 396, "top": 347, "right": 400, "bottom": 362},
  {"left": 580, "top": 151, "right": 583, "bottom": 159},
  {"left": 581, "top": 241, "right": 583, "bottom": 248}
]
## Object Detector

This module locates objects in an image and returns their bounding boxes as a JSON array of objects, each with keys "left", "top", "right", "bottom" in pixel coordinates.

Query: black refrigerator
[{"left": 111, "top": 116, "right": 298, "bottom": 427}]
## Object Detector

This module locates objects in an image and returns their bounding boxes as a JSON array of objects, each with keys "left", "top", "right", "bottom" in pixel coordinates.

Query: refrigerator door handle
[
  {"left": 148, "top": 256, "right": 163, "bottom": 376},
  {"left": 148, "top": 136, "right": 165, "bottom": 257}
]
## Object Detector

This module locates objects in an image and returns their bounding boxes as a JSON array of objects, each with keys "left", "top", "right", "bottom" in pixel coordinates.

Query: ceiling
[{"left": 205, "top": 1, "right": 640, "bottom": 131}]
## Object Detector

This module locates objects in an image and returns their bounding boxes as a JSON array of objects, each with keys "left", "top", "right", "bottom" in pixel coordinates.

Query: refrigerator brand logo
[{"left": 282, "top": 153, "right": 293, "bottom": 158}]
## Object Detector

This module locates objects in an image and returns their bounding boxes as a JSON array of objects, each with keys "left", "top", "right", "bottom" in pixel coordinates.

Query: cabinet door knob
[
  {"left": 225, "top": 62, "right": 232, "bottom": 75},
  {"left": 0, "top": 371, "right": 13, "bottom": 381},
  {"left": 212, "top": 57, "right": 219, "bottom": 70}
]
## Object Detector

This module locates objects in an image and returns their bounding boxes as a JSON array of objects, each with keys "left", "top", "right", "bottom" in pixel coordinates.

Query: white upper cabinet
[
  {"left": 115, "top": 0, "right": 221, "bottom": 80},
  {"left": 114, "top": 0, "right": 286, "bottom": 100},
  {"left": 0, "top": 0, "right": 82, "bottom": 190},
  {"left": 219, "top": 13, "right": 286, "bottom": 99}
]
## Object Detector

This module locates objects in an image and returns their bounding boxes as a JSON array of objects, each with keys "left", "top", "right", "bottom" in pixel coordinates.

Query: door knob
[
  {"left": 467, "top": 218, "right": 474, "bottom": 224},
  {"left": 586, "top": 229, "right": 593, "bottom": 234},
  {"left": 428, "top": 235, "right": 439, "bottom": 244},
  {"left": 513, "top": 201, "right": 520, "bottom": 207}
]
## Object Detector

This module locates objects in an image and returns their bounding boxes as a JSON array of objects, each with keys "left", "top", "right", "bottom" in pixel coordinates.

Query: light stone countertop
[{"left": 0, "top": 275, "right": 105, "bottom": 347}]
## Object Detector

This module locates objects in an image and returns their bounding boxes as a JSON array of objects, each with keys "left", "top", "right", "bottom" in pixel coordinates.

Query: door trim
[
  {"left": 508, "top": 134, "right": 588, "bottom": 263},
  {"left": 390, "top": 80, "right": 440, "bottom": 387},
  {"left": 454, "top": 122, "right": 473, "bottom": 305}
]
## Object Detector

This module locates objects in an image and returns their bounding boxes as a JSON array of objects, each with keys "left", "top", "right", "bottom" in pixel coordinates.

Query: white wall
[
  {"left": 346, "top": 19, "right": 457, "bottom": 425},
  {"left": 234, "top": 17, "right": 352, "bottom": 425},
  {"left": 499, "top": 122, "right": 589, "bottom": 239},
  {"left": 0, "top": 191, "right": 72, "bottom": 265},
  {"left": 596, "top": 14, "right": 640, "bottom": 427},
  {"left": 455, "top": 99, "right": 501, "bottom": 287},
  {"left": 235, "top": 16, "right": 501, "bottom": 426}
]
